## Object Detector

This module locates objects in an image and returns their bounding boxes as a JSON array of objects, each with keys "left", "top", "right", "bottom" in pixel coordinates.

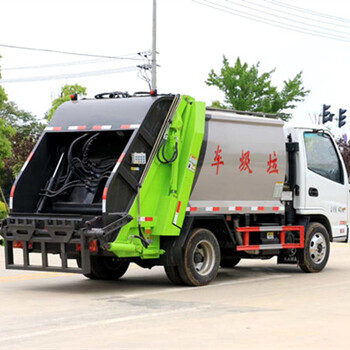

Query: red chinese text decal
[
  {"left": 239, "top": 150, "right": 252, "bottom": 174},
  {"left": 211, "top": 145, "right": 224, "bottom": 175},
  {"left": 267, "top": 151, "right": 279, "bottom": 174}
]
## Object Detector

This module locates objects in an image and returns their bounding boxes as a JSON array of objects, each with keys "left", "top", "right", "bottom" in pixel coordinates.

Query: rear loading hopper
[{"left": 2, "top": 94, "right": 206, "bottom": 275}]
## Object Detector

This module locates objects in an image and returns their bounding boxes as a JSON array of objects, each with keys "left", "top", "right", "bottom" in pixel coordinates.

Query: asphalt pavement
[{"left": 1, "top": 243, "right": 350, "bottom": 349}]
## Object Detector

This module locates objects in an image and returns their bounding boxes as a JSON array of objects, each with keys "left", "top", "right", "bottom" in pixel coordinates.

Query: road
[{"left": 1, "top": 243, "right": 350, "bottom": 349}]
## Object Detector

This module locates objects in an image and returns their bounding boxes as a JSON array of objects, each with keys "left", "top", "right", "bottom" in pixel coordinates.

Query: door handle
[{"left": 309, "top": 187, "right": 319, "bottom": 197}]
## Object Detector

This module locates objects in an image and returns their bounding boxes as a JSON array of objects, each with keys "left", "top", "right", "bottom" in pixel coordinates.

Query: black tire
[
  {"left": 164, "top": 265, "right": 186, "bottom": 285},
  {"left": 220, "top": 257, "right": 241, "bottom": 268},
  {"left": 83, "top": 256, "right": 130, "bottom": 280},
  {"left": 298, "top": 222, "right": 330, "bottom": 273},
  {"left": 178, "top": 228, "right": 220, "bottom": 286}
]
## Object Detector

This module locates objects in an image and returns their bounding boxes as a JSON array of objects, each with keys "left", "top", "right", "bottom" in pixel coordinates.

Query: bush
[{"left": 0, "top": 201, "right": 7, "bottom": 219}]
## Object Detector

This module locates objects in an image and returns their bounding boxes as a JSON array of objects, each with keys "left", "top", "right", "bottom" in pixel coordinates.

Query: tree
[
  {"left": 336, "top": 135, "right": 350, "bottom": 176},
  {"left": 0, "top": 101, "right": 45, "bottom": 194},
  {"left": 0, "top": 55, "right": 44, "bottom": 210},
  {"left": 206, "top": 56, "right": 310, "bottom": 121},
  {"left": 0, "top": 54, "right": 8, "bottom": 110},
  {"left": 46, "top": 84, "right": 87, "bottom": 120},
  {"left": 0, "top": 55, "right": 14, "bottom": 169},
  {"left": 0, "top": 118, "right": 14, "bottom": 168},
  {"left": 0, "top": 116, "right": 15, "bottom": 206}
]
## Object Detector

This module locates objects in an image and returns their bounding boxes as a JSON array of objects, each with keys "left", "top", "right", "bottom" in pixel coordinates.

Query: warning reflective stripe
[
  {"left": 10, "top": 185, "right": 15, "bottom": 198},
  {"left": 9, "top": 185, "right": 15, "bottom": 209},
  {"left": 188, "top": 207, "right": 198, "bottom": 212},
  {"left": 140, "top": 217, "right": 153, "bottom": 222},
  {"left": 118, "top": 153, "right": 126, "bottom": 163},
  {"left": 206, "top": 207, "right": 220, "bottom": 212},
  {"left": 93, "top": 125, "right": 112, "bottom": 130},
  {"left": 112, "top": 164, "right": 120, "bottom": 173},
  {"left": 120, "top": 124, "right": 140, "bottom": 129},
  {"left": 45, "top": 126, "right": 62, "bottom": 131},
  {"left": 187, "top": 205, "right": 284, "bottom": 213},
  {"left": 228, "top": 206, "right": 243, "bottom": 211},
  {"left": 112, "top": 153, "right": 126, "bottom": 173},
  {"left": 68, "top": 125, "right": 87, "bottom": 130},
  {"left": 102, "top": 187, "right": 108, "bottom": 213},
  {"left": 176, "top": 201, "right": 182, "bottom": 213},
  {"left": 252, "top": 206, "right": 265, "bottom": 211},
  {"left": 173, "top": 201, "right": 182, "bottom": 225},
  {"left": 20, "top": 152, "right": 34, "bottom": 172}
]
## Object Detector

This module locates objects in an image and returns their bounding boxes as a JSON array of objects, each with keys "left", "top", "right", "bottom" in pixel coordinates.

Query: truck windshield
[{"left": 304, "top": 132, "right": 343, "bottom": 184}]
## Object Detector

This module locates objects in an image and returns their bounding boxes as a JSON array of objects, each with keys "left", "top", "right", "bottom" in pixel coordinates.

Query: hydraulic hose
[{"left": 156, "top": 139, "right": 178, "bottom": 164}]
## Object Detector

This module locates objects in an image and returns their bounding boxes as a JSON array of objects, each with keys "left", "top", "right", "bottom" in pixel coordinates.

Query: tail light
[
  {"left": 76, "top": 240, "right": 98, "bottom": 253},
  {"left": 13, "top": 241, "right": 33, "bottom": 249}
]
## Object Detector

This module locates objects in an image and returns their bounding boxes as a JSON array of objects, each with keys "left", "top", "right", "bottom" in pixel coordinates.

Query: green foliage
[
  {"left": 46, "top": 84, "right": 87, "bottom": 120},
  {"left": 0, "top": 101, "right": 45, "bottom": 193},
  {"left": 0, "top": 118, "right": 15, "bottom": 168},
  {"left": 206, "top": 56, "right": 310, "bottom": 121},
  {"left": 336, "top": 135, "right": 350, "bottom": 177},
  {"left": 0, "top": 54, "right": 46, "bottom": 198},
  {"left": 1, "top": 101, "right": 45, "bottom": 138},
  {"left": 0, "top": 54, "right": 8, "bottom": 110},
  {"left": 211, "top": 100, "right": 225, "bottom": 109},
  {"left": 0, "top": 200, "right": 7, "bottom": 219}
]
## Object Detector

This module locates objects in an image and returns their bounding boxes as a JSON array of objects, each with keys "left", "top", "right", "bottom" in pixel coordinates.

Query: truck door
[{"left": 302, "top": 131, "right": 348, "bottom": 241}]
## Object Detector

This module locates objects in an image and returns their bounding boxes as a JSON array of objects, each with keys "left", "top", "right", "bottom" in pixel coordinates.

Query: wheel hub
[
  {"left": 192, "top": 240, "right": 215, "bottom": 276},
  {"left": 309, "top": 233, "right": 327, "bottom": 264},
  {"left": 194, "top": 252, "right": 204, "bottom": 264}
]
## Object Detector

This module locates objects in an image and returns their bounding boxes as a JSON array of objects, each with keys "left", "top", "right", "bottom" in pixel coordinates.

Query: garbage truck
[{"left": 1, "top": 92, "right": 349, "bottom": 286}]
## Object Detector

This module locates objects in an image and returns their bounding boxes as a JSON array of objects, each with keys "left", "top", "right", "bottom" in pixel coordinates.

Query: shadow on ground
[{"left": 21, "top": 261, "right": 308, "bottom": 296}]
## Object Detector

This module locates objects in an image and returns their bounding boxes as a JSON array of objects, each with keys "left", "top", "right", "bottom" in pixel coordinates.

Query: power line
[
  {"left": 0, "top": 43, "right": 143, "bottom": 61},
  {"left": 2, "top": 58, "right": 114, "bottom": 71},
  {"left": 0, "top": 66, "right": 138, "bottom": 83},
  {"left": 223, "top": 0, "right": 350, "bottom": 37},
  {"left": 239, "top": 0, "right": 350, "bottom": 30},
  {"left": 193, "top": 0, "right": 350, "bottom": 43},
  {"left": 264, "top": 0, "right": 350, "bottom": 24}
]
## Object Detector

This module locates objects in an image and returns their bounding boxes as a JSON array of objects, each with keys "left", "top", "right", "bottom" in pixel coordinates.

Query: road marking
[{"left": 0, "top": 305, "right": 210, "bottom": 342}]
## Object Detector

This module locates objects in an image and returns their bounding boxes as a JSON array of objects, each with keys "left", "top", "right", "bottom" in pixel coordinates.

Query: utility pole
[{"left": 151, "top": 0, "right": 157, "bottom": 91}]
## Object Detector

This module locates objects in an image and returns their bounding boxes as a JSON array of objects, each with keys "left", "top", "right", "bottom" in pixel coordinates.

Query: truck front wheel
[
  {"left": 298, "top": 222, "right": 330, "bottom": 273},
  {"left": 83, "top": 256, "right": 130, "bottom": 280},
  {"left": 178, "top": 228, "right": 220, "bottom": 286}
]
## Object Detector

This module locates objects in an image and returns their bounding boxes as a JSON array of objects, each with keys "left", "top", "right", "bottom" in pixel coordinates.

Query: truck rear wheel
[
  {"left": 178, "top": 228, "right": 220, "bottom": 286},
  {"left": 298, "top": 222, "right": 330, "bottom": 273},
  {"left": 84, "top": 256, "right": 130, "bottom": 280},
  {"left": 164, "top": 265, "right": 186, "bottom": 285}
]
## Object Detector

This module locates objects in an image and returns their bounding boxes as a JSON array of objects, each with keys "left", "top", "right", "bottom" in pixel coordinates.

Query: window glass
[{"left": 304, "top": 132, "right": 343, "bottom": 184}]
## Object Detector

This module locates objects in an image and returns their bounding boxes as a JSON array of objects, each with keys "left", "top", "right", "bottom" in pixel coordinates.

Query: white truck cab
[{"left": 285, "top": 126, "right": 349, "bottom": 243}]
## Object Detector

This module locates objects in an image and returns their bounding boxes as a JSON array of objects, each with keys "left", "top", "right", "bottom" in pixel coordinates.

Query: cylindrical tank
[{"left": 189, "top": 109, "right": 286, "bottom": 214}]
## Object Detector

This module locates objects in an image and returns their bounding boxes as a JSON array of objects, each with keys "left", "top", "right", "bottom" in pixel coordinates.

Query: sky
[{"left": 0, "top": 0, "right": 349, "bottom": 137}]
